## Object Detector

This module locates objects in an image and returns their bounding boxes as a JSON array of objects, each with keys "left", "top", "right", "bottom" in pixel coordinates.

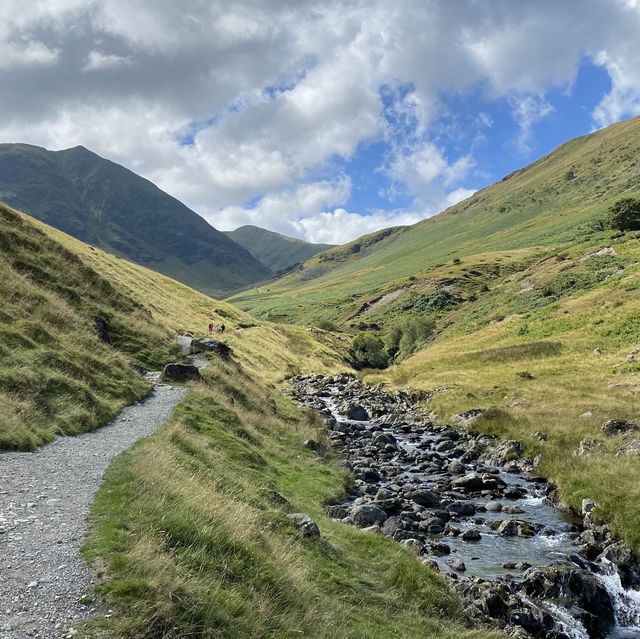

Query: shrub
[
  {"left": 316, "top": 319, "right": 339, "bottom": 332},
  {"left": 351, "top": 332, "right": 389, "bottom": 369},
  {"left": 386, "top": 317, "right": 435, "bottom": 360},
  {"left": 452, "top": 257, "right": 461, "bottom": 264},
  {"left": 605, "top": 197, "right": 640, "bottom": 232}
]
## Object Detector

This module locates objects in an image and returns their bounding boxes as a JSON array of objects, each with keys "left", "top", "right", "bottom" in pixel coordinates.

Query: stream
[{"left": 291, "top": 374, "right": 640, "bottom": 639}]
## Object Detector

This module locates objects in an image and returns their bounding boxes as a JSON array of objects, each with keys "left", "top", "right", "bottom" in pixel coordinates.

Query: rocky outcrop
[
  {"left": 602, "top": 419, "right": 636, "bottom": 436},
  {"left": 190, "top": 337, "right": 232, "bottom": 360}
]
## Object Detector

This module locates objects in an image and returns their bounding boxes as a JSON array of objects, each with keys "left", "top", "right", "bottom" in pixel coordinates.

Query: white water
[
  {"left": 543, "top": 602, "right": 590, "bottom": 639},
  {"left": 597, "top": 559, "right": 640, "bottom": 636}
]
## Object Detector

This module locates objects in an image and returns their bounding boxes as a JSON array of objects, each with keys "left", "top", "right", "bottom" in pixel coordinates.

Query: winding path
[{"left": 0, "top": 341, "right": 202, "bottom": 638}]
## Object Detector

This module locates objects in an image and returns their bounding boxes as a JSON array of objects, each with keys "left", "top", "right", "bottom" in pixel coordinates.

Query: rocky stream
[{"left": 290, "top": 374, "right": 640, "bottom": 639}]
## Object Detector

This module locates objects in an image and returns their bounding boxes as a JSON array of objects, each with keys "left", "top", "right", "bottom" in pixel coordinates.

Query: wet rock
[
  {"left": 522, "top": 564, "right": 615, "bottom": 637},
  {"left": 409, "top": 488, "right": 440, "bottom": 508},
  {"left": 351, "top": 504, "right": 386, "bottom": 527},
  {"left": 418, "top": 517, "right": 446, "bottom": 534},
  {"left": 446, "top": 558, "right": 466, "bottom": 572},
  {"left": 424, "top": 541, "right": 448, "bottom": 556},
  {"left": 345, "top": 404, "right": 369, "bottom": 421},
  {"left": 447, "top": 501, "right": 476, "bottom": 516},
  {"left": 163, "top": 363, "right": 201, "bottom": 381},
  {"left": 372, "top": 432, "right": 398, "bottom": 450},
  {"left": 602, "top": 419, "right": 637, "bottom": 437},
  {"left": 496, "top": 520, "right": 534, "bottom": 537},
  {"left": 598, "top": 542, "right": 639, "bottom": 587},
  {"left": 451, "top": 473, "right": 484, "bottom": 492},
  {"left": 288, "top": 513, "right": 320, "bottom": 539},
  {"left": 461, "top": 529, "right": 481, "bottom": 541},
  {"left": 485, "top": 501, "right": 502, "bottom": 512}
]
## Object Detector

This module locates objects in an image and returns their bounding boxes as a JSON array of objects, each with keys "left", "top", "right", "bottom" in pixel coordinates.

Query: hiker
[
  {"left": 208, "top": 322, "right": 214, "bottom": 334},
  {"left": 219, "top": 324, "right": 226, "bottom": 334}
]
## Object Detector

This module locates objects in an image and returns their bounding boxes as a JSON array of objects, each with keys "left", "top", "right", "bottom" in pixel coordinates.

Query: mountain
[
  {"left": 229, "top": 115, "right": 640, "bottom": 324},
  {"left": 0, "top": 143, "right": 271, "bottom": 296},
  {"left": 224, "top": 224, "right": 333, "bottom": 273}
]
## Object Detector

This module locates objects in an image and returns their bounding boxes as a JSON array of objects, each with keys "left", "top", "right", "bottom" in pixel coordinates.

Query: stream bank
[{"left": 291, "top": 374, "right": 640, "bottom": 639}]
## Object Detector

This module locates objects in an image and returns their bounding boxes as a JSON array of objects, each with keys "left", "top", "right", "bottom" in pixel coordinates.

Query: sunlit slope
[
  {"left": 230, "top": 116, "right": 640, "bottom": 324},
  {"left": 0, "top": 205, "right": 346, "bottom": 449}
]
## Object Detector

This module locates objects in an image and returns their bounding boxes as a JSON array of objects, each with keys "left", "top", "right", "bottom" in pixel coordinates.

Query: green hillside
[
  {"left": 0, "top": 144, "right": 270, "bottom": 296},
  {"left": 229, "top": 116, "right": 640, "bottom": 325},
  {"left": 0, "top": 204, "right": 491, "bottom": 639},
  {"left": 224, "top": 224, "right": 333, "bottom": 273}
]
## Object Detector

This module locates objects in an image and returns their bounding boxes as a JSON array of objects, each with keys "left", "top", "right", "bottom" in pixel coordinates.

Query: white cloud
[
  {"left": 0, "top": 0, "right": 639, "bottom": 243},
  {"left": 509, "top": 95, "right": 555, "bottom": 153},
  {"left": 83, "top": 51, "right": 131, "bottom": 71}
]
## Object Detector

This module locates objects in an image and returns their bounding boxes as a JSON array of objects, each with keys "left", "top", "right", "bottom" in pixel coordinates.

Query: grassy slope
[
  {"left": 229, "top": 115, "right": 640, "bottom": 325},
  {"left": 0, "top": 203, "right": 347, "bottom": 449},
  {"left": 224, "top": 224, "right": 333, "bottom": 273},
  {"left": 364, "top": 231, "right": 640, "bottom": 550},
  {"left": 2, "top": 206, "right": 491, "bottom": 637}
]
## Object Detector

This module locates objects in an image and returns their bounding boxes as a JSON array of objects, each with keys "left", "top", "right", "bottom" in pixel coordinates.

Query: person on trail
[
  {"left": 219, "top": 324, "right": 225, "bottom": 334},
  {"left": 208, "top": 322, "right": 214, "bottom": 334}
]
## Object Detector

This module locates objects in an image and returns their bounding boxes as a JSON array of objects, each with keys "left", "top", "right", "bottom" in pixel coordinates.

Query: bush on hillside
[
  {"left": 316, "top": 318, "right": 339, "bottom": 332},
  {"left": 386, "top": 316, "right": 435, "bottom": 360},
  {"left": 605, "top": 197, "right": 640, "bottom": 232},
  {"left": 351, "top": 332, "right": 389, "bottom": 369}
]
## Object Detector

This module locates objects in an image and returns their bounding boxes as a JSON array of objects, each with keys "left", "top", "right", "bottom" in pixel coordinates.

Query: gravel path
[{"left": 0, "top": 373, "right": 187, "bottom": 639}]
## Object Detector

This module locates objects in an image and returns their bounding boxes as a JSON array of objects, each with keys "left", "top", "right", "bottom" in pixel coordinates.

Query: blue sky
[
  {"left": 322, "top": 59, "right": 614, "bottom": 218},
  {"left": 1, "top": 1, "right": 639, "bottom": 244}
]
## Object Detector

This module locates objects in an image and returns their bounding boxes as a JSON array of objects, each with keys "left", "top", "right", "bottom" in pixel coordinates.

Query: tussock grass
[
  {"left": 461, "top": 340, "right": 563, "bottom": 363},
  {"left": 82, "top": 361, "right": 496, "bottom": 639}
]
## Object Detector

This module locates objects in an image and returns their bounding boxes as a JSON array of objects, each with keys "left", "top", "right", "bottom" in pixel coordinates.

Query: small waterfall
[
  {"left": 597, "top": 559, "right": 640, "bottom": 632},
  {"left": 543, "top": 602, "right": 590, "bottom": 639}
]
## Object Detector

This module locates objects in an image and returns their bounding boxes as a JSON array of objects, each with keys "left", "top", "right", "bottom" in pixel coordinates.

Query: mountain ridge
[
  {"left": 224, "top": 224, "right": 333, "bottom": 274},
  {"left": 0, "top": 143, "right": 271, "bottom": 296}
]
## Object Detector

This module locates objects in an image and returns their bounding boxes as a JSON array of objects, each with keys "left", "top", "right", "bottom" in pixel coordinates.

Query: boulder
[
  {"left": 287, "top": 513, "right": 320, "bottom": 538},
  {"left": 163, "top": 363, "right": 201, "bottom": 381},
  {"left": 451, "top": 473, "right": 484, "bottom": 492},
  {"left": 409, "top": 489, "right": 440, "bottom": 508},
  {"left": 602, "top": 419, "right": 637, "bottom": 437},
  {"left": 461, "top": 529, "right": 481, "bottom": 541},
  {"left": 345, "top": 404, "right": 369, "bottom": 421},
  {"left": 496, "top": 519, "right": 534, "bottom": 537},
  {"left": 446, "top": 558, "right": 466, "bottom": 572},
  {"left": 351, "top": 504, "right": 387, "bottom": 527}
]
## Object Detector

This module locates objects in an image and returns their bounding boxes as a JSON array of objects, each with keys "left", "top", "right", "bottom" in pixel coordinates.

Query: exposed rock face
[
  {"left": 602, "top": 419, "right": 637, "bottom": 436},
  {"left": 287, "top": 513, "right": 320, "bottom": 538},
  {"left": 163, "top": 363, "right": 201, "bottom": 381}
]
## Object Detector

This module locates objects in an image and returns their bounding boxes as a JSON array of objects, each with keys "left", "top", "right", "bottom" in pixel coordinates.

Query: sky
[{"left": 1, "top": 1, "right": 640, "bottom": 245}]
